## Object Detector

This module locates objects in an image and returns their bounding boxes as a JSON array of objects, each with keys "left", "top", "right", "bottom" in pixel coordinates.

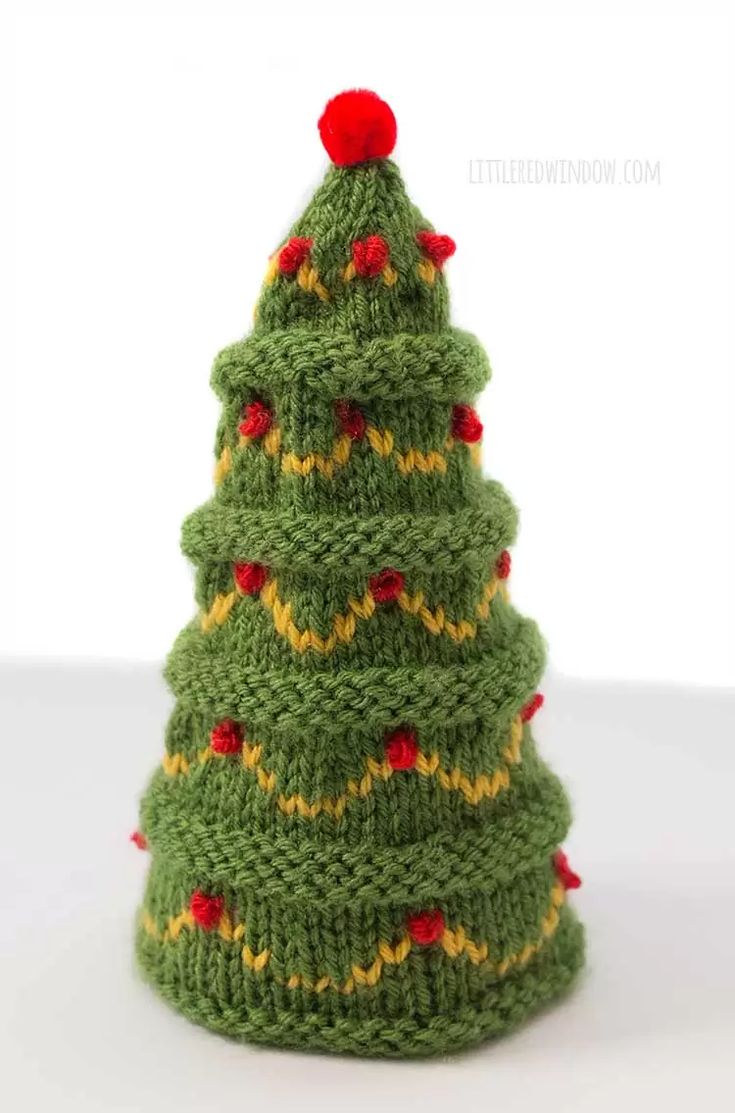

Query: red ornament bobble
[
  {"left": 553, "top": 850, "right": 582, "bottom": 891},
  {"left": 520, "top": 693, "right": 544, "bottom": 722},
  {"left": 352, "top": 235, "right": 390, "bottom": 277},
  {"left": 495, "top": 550, "right": 511, "bottom": 580},
  {"left": 335, "top": 400, "right": 366, "bottom": 441},
  {"left": 416, "top": 231, "right": 456, "bottom": 267},
  {"left": 407, "top": 909, "right": 446, "bottom": 945},
  {"left": 210, "top": 719, "right": 244, "bottom": 755},
  {"left": 190, "top": 891, "right": 224, "bottom": 931},
  {"left": 278, "top": 236, "right": 313, "bottom": 275},
  {"left": 451, "top": 404, "right": 483, "bottom": 444},
  {"left": 385, "top": 726, "right": 419, "bottom": 771},
  {"left": 369, "top": 568, "right": 405, "bottom": 603},
  {"left": 239, "top": 401, "right": 273, "bottom": 439},
  {"left": 233, "top": 561, "right": 269, "bottom": 595},
  {"left": 318, "top": 89, "right": 397, "bottom": 167}
]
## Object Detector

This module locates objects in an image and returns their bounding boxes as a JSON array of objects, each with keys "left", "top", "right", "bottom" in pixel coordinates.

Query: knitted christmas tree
[{"left": 134, "top": 90, "right": 584, "bottom": 1057}]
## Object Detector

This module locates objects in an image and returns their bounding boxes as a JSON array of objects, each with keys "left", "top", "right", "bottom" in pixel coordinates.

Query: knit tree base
[
  {"left": 134, "top": 90, "right": 584, "bottom": 1058},
  {"left": 137, "top": 904, "right": 583, "bottom": 1058}
]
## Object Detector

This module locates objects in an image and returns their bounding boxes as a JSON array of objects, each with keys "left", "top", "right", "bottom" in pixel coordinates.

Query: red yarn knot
[
  {"left": 407, "top": 909, "right": 446, "bottom": 946},
  {"left": 385, "top": 726, "right": 419, "bottom": 771},
  {"left": 190, "top": 891, "right": 225, "bottom": 931},
  {"left": 335, "top": 399, "right": 366, "bottom": 441},
  {"left": 495, "top": 550, "right": 511, "bottom": 580},
  {"left": 318, "top": 90, "right": 397, "bottom": 167},
  {"left": 451, "top": 403, "right": 483, "bottom": 444},
  {"left": 233, "top": 561, "right": 269, "bottom": 596},
  {"left": 239, "top": 401, "right": 273, "bottom": 439},
  {"left": 416, "top": 231, "right": 456, "bottom": 267},
  {"left": 130, "top": 830, "right": 147, "bottom": 850},
  {"left": 520, "top": 693, "right": 544, "bottom": 723},
  {"left": 352, "top": 235, "right": 390, "bottom": 277},
  {"left": 210, "top": 719, "right": 244, "bottom": 755},
  {"left": 369, "top": 568, "right": 405, "bottom": 603},
  {"left": 278, "top": 236, "right": 313, "bottom": 275},
  {"left": 553, "top": 850, "right": 582, "bottom": 891}
]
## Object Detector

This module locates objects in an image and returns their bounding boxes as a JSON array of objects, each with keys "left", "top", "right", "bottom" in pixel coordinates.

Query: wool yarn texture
[{"left": 134, "top": 89, "right": 585, "bottom": 1058}]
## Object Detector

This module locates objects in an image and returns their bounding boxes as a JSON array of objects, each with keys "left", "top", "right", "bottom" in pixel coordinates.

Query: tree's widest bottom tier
[{"left": 135, "top": 855, "right": 585, "bottom": 1058}]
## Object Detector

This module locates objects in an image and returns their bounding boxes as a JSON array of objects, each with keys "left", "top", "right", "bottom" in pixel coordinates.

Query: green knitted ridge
[{"left": 135, "top": 118, "right": 584, "bottom": 1058}]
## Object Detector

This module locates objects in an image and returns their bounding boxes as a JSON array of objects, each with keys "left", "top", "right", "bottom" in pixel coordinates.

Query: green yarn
[{"left": 135, "top": 109, "right": 584, "bottom": 1057}]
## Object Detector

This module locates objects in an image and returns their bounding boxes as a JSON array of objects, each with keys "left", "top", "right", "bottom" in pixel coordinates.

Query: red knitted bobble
[
  {"left": 553, "top": 850, "right": 582, "bottom": 891},
  {"left": 369, "top": 568, "right": 405, "bottom": 603},
  {"left": 318, "top": 90, "right": 397, "bottom": 167},
  {"left": 520, "top": 693, "right": 544, "bottom": 723},
  {"left": 416, "top": 231, "right": 456, "bottom": 267},
  {"left": 407, "top": 909, "right": 446, "bottom": 945},
  {"left": 190, "top": 891, "right": 225, "bottom": 931},
  {"left": 278, "top": 236, "right": 313, "bottom": 275},
  {"left": 210, "top": 719, "right": 244, "bottom": 755},
  {"left": 130, "top": 830, "right": 147, "bottom": 850},
  {"left": 233, "top": 561, "right": 269, "bottom": 595},
  {"left": 239, "top": 401, "right": 273, "bottom": 439},
  {"left": 451, "top": 403, "right": 483, "bottom": 444},
  {"left": 385, "top": 726, "right": 419, "bottom": 771},
  {"left": 352, "top": 235, "right": 389, "bottom": 277},
  {"left": 495, "top": 550, "right": 511, "bottom": 580},
  {"left": 335, "top": 399, "right": 366, "bottom": 441}
]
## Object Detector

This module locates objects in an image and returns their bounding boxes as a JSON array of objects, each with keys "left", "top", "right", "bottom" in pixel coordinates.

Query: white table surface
[{"left": 1, "top": 663, "right": 733, "bottom": 1111}]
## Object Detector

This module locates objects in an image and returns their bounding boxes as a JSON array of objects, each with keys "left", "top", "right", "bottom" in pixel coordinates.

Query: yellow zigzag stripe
[
  {"left": 200, "top": 571, "right": 504, "bottom": 650},
  {"left": 214, "top": 423, "right": 481, "bottom": 485},
  {"left": 342, "top": 260, "right": 398, "bottom": 286},
  {"left": 417, "top": 258, "right": 438, "bottom": 285},
  {"left": 263, "top": 254, "right": 329, "bottom": 302},
  {"left": 141, "top": 883, "right": 565, "bottom": 993},
  {"left": 162, "top": 717, "right": 524, "bottom": 816},
  {"left": 264, "top": 255, "right": 436, "bottom": 298}
]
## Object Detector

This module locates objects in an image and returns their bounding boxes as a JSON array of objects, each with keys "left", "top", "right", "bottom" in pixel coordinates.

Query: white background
[{"left": 5, "top": 0, "right": 734, "bottom": 686}]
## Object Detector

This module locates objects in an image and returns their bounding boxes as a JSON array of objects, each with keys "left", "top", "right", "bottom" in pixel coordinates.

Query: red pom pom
[
  {"left": 318, "top": 90, "right": 397, "bottom": 167},
  {"left": 407, "top": 909, "right": 445, "bottom": 946},
  {"left": 385, "top": 726, "right": 419, "bottom": 771},
  {"left": 129, "top": 830, "right": 147, "bottom": 850},
  {"left": 278, "top": 237, "right": 313, "bottom": 275},
  {"left": 233, "top": 561, "right": 269, "bottom": 595},
  {"left": 210, "top": 719, "right": 244, "bottom": 755},
  {"left": 335, "top": 400, "right": 366, "bottom": 441},
  {"left": 520, "top": 693, "right": 544, "bottom": 722},
  {"left": 416, "top": 231, "right": 456, "bottom": 267},
  {"left": 190, "top": 891, "right": 225, "bottom": 931},
  {"left": 352, "top": 235, "right": 390, "bottom": 277},
  {"left": 239, "top": 401, "right": 273, "bottom": 439},
  {"left": 553, "top": 850, "right": 582, "bottom": 891},
  {"left": 495, "top": 550, "right": 511, "bottom": 580},
  {"left": 451, "top": 403, "right": 483, "bottom": 444},
  {"left": 369, "top": 568, "right": 405, "bottom": 603}
]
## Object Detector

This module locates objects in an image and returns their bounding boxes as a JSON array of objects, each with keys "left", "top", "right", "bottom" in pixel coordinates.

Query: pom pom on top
[{"left": 318, "top": 90, "right": 397, "bottom": 167}]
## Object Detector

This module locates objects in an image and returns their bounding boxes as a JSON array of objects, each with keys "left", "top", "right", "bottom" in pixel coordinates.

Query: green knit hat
[{"left": 134, "top": 89, "right": 584, "bottom": 1058}]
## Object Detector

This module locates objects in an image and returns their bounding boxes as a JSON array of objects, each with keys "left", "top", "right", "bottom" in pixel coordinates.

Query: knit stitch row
[
  {"left": 141, "top": 882, "right": 565, "bottom": 994},
  {"left": 161, "top": 715, "right": 524, "bottom": 816},
  {"left": 200, "top": 568, "right": 505, "bottom": 648}
]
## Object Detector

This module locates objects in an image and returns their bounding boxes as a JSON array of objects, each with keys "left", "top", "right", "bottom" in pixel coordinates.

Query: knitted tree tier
[{"left": 134, "top": 90, "right": 584, "bottom": 1058}]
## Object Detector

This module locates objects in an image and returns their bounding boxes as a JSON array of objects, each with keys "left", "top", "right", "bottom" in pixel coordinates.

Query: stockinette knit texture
[{"left": 134, "top": 89, "right": 585, "bottom": 1058}]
